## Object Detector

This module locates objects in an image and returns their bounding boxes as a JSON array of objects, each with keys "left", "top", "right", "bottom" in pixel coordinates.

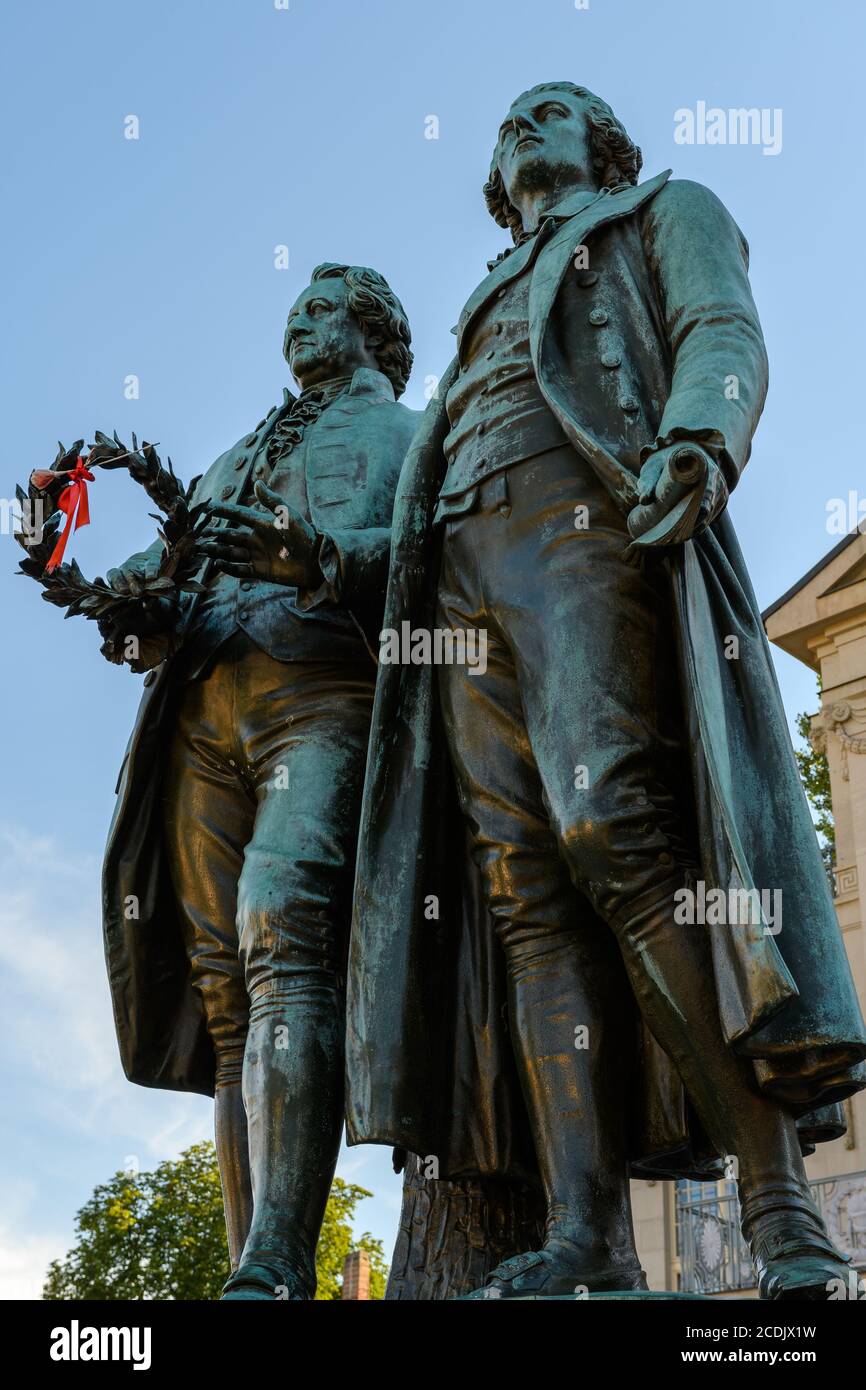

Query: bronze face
[
  {"left": 284, "top": 278, "right": 377, "bottom": 389},
  {"left": 495, "top": 88, "right": 595, "bottom": 208}
]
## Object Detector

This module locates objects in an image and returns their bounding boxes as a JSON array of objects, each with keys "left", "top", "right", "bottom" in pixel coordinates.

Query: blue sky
[{"left": 1, "top": 0, "right": 864, "bottom": 1296}]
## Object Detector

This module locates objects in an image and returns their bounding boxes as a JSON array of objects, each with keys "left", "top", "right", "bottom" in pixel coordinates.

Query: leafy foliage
[
  {"left": 16, "top": 433, "right": 209, "bottom": 671},
  {"left": 795, "top": 704, "right": 835, "bottom": 884},
  {"left": 42, "top": 1141, "right": 387, "bottom": 1301}
]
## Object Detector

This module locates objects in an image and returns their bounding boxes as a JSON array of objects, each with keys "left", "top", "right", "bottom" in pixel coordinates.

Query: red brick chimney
[{"left": 341, "top": 1249, "right": 371, "bottom": 1300}]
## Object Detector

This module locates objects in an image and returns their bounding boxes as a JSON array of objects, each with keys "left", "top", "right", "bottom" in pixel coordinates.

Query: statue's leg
[
  {"left": 385, "top": 1155, "right": 546, "bottom": 1300},
  {"left": 514, "top": 610, "right": 850, "bottom": 1293},
  {"left": 436, "top": 467, "right": 647, "bottom": 1296},
  {"left": 162, "top": 673, "right": 255, "bottom": 1272},
  {"left": 437, "top": 449, "right": 848, "bottom": 1297},
  {"left": 486, "top": 458, "right": 849, "bottom": 1300},
  {"left": 223, "top": 654, "right": 376, "bottom": 1300},
  {"left": 213, "top": 1080, "right": 254, "bottom": 1271},
  {"left": 437, "top": 640, "right": 645, "bottom": 1293},
  {"left": 605, "top": 891, "right": 849, "bottom": 1299}
]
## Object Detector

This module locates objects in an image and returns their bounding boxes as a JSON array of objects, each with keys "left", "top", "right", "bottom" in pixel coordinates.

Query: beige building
[{"left": 632, "top": 526, "right": 866, "bottom": 1294}]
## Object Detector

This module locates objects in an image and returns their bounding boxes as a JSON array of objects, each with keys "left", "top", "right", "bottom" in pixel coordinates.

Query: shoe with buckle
[{"left": 461, "top": 1243, "right": 648, "bottom": 1300}]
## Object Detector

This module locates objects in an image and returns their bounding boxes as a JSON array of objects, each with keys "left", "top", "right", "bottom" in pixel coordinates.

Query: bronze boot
[{"left": 741, "top": 1182, "right": 854, "bottom": 1301}]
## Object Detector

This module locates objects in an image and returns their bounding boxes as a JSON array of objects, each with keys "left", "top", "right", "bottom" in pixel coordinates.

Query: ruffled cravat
[{"left": 266, "top": 376, "right": 352, "bottom": 467}]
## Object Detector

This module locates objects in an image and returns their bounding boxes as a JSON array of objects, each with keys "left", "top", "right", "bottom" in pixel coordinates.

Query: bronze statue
[
  {"left": 100, "top": 263, "right": 419, "bottom": 1298},
  {"left": 346, "top": 83, "right": 866, "bottom": 1299}
]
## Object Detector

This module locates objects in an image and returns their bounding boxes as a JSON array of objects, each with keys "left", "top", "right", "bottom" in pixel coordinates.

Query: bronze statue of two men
[{"left": 73, "top": 83, "right": 866, "bottom": 1299}]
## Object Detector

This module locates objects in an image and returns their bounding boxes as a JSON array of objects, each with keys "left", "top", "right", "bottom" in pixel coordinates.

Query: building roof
[
  {"left": 762, "top": 527, "right": 863, "bottom": 623},
  {"left": 763, "top": 524, "right": 866, "bottom": 670}
]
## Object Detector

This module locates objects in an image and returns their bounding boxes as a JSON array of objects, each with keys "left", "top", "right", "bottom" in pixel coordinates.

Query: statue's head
[
  {"left": 484, "top": 82, "right": 642, "bottom": 242},
  {"left": 283, "top": 263, "right": 413, "bottom": 397}
]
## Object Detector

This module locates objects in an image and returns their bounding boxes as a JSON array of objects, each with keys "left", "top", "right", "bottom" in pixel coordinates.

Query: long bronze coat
[
  {"left": 102, "top": 369, "right": 419, "bottom": 1096},
  {"left": 345, "top": 173, "right": 866, "bottom": 1180}
]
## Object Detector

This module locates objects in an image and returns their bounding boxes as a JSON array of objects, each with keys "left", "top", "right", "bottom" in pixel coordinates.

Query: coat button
[
  {"left": 601, "top": 351, "right": 622, "bottom": 369},
  {"left": 240, "top": 581, "right": 252, "bottom": 591},
  {"left": 576, "top": 271, "right": 599, "bottom": 287},
  {"left": 255, "top": 465, "right": 267, "bottom": 478},
  {"left": 220, "top": 484, "right": 235, "bottom": 499},
  {"left": 233, "top": 455, "right": 248, "bottom": 470},
  {"left": 244, "top": 433, "right": 257, "bottom": 447},
  {"left": 239, "top": 611, "right": 250, "bottom": 621},
  {"left": 476, "top": 423, "right": 486, "bottom": 436},
  {"left": 589, "top": 308, "right": 608, "bottom": 326},
  {"left": 619, "top": 396, "right": 639, "bottom": 413}
]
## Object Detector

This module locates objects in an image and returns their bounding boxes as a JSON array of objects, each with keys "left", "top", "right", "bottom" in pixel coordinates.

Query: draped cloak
[{"left": 345, "top": 173, "right": 866, "bottom": 1181}]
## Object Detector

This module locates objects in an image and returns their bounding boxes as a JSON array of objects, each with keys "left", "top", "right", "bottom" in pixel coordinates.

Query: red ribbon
[{"left": 45, "top": 457, "right": 94, "bottom": 572}]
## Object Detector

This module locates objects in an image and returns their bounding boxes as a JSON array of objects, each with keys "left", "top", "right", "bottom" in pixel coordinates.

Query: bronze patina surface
[
  {"left": 101, "top": 264, "right": 419, "bottom": 1298},
  {"left": 346, "top": 83, "right": 866, "bottom": 1300}
]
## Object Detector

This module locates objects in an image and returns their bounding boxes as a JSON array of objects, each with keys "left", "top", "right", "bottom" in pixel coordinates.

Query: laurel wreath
[{"left": 16, "top": 432, "right": 209, "bottom": 671}]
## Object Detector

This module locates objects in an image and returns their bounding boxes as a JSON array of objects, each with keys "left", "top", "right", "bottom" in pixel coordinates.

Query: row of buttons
[
  {"left": 460, "top": 282, "right": 511, "bottom": 372},
  {"left": 223, "top": 473, "right": 269, "bottom": 498},
  {"left": 233, "top": 406, "right": 279, "bottom": 470},
  {"left": 457, "top": 285, "right": 521, "bottom": 470},
  {"left": 581, "top": 275, "right": 639, "bottom": 414},
  {"left": 222, "top": 463, "right": 270, "bottom": 500},
  {"left": 466, "top": 279, "right": 638, "bottom": 416}
]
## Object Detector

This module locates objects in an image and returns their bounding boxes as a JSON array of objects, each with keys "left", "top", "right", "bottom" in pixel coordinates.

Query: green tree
[
  {"left": 795, "top": 699, "right": 835, "bottom": 886},
  {"left": 43, "top": 1141, "right": 387, "bottom": 1301}
]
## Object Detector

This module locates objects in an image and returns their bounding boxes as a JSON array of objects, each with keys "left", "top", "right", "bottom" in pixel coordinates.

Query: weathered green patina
[
  {"left": 346, "top": 83, "right": 866, "bottom": 1300},
  {"left": 101, "top": 265, "right": 419, "bottom": 1299}
]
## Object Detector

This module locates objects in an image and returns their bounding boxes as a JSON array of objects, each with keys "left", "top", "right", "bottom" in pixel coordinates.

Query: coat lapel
[
  {"left": 455, "top": 184, "right": 609, "bottom": 349},
  {"left": 529, "top": 170, "right": 673, "bottom": 359},
  {"left": 394, "top": 176, "right": 672, "bottom": 572},
  {"left": 528, "top": 170, "right": 672, "bottom": 511},
  {"left": 302, "top": 369, "right": 397, "bottom": 524},
  {"left": 180, "top": 395, "right": 291, "bottom": 628},
  {"left": 304, "top": 370, "right": 393, "bottom": 498},
  {"left": 401, "top": 177, "right": 672, "bottom": 549},
  {"left": 454, "top": 234, "right": 539, "bottom": 355}
]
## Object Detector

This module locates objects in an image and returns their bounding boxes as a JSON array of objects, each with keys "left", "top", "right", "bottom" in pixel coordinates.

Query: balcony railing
[{"left": 677, "top": 1171, "right": 866, "bottom": 1294}]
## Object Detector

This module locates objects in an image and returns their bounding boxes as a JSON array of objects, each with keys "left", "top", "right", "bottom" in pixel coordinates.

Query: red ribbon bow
[{"left": 44, "top": 457, "right": 95, "bottom": 572}]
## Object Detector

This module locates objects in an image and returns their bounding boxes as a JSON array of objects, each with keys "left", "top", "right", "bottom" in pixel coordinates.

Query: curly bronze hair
[
  {"left": 283, "top": 262, "right": 413, "bottom": 398},
  {"left": 484, "top": 83, "right": 643, "bottom": 244}
]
